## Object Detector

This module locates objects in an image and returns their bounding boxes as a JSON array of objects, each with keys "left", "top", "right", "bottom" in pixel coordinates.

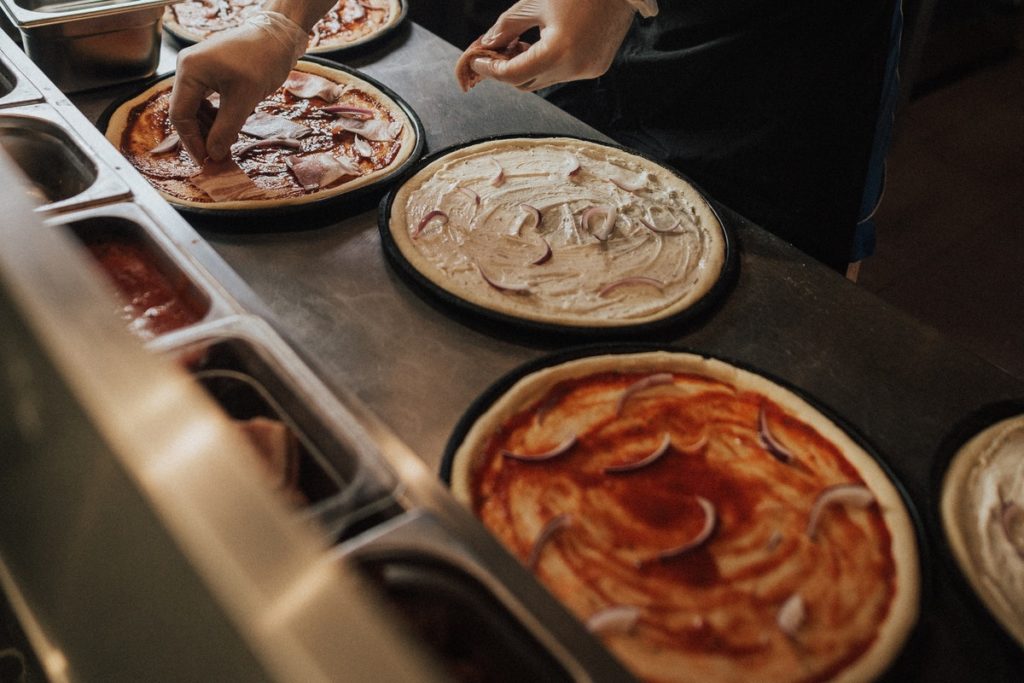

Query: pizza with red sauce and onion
[{"left": 449, "top": 351, "right": 919, "bottom": 683}]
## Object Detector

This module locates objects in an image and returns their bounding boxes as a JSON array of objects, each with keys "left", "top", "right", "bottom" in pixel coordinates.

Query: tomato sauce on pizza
[
  {"left": 451, "top": 352, "right": 919, "bottom": 683},
  {"left": 165, "top": 0, "right": 401, "bottom": 51},
  {"left": 108, "top": 64, "right": 415, "bottom": 208}
]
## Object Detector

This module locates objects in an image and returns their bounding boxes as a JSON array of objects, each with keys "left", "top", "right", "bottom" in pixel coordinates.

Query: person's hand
[
  {"left": 169, "top": 11, "right": 308, "bottom": 162},
  {"left": 467, "top": 0, "right": 637, "bottom": 91}
]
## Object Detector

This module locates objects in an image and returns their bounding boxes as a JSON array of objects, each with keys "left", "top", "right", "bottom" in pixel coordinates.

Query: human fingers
[
  {"left": 473, "top": 40, "right": 560, "bottom": 88},
  {"left": 168, "top": 59, "right": 211, "bottom": 162},
  {"left": 480, "top": 0, "right": 543, "bottom": 48},
  {"left": 204, "top": 88, "right": 262, "bottom": 161}
]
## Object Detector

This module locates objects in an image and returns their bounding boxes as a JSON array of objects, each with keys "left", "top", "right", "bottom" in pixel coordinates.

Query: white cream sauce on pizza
[
  {"left": 392, "top": 139, "right": 725, "bottom": 327},
  {"left": 942, "top": 414, "right": 1024, "bottom": 646}
]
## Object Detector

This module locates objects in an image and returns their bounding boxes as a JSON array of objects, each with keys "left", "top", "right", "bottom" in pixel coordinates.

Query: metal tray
[{"left": 0, "top": 102, "right": 130, "bottom": 212}]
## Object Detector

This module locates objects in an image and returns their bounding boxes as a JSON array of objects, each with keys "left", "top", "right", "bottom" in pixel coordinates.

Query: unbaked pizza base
[
  {"left": 940, "top": 410, "right": 1024, "bottom": 649},
  {"left": 103, "top": 60, "right": 419, "bottom": 213},
  {"left": 384, "top": 137, "right": 729, "bottom": 330},
  {"left": 448, "top": 350, "right": 920, "bottom": 683},
  {"left": 163, "top": 0, "right": 405, "bottom": 54}
]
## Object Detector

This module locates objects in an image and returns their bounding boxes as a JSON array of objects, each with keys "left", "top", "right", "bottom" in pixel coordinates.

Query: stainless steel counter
[{"left": 69, "top": 22, "right": 1024, "bottom": 682}]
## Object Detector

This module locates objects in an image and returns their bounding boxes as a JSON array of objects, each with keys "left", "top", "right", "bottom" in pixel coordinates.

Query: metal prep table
[{"left": 54, "top": 18, "right": 1024, "bottom": 683}]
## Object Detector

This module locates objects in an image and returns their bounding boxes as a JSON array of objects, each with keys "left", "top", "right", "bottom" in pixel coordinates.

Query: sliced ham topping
[
  {"left": 233, "top": 137, "right": 304, "bottom": 158},
  {"left": 150, "top": 132, "right": 180, "bottom": 155},
  {"left": 241, "top": 112, "right": 312, "bottom": 140},
  {"left": 282, "top": 70, "right": 346, "bottom": 102},
  {"left": 331, "top": 117, "right": 402, "bottom": 142},
  {"left": 455, "top": 37, "right": 530, "bottom": 92},
  {"left": 190, "top": 158, "right": 261, "bottom": 201},
  {"left": 285, "top": 152, "right": 361, "bottom": 191}
]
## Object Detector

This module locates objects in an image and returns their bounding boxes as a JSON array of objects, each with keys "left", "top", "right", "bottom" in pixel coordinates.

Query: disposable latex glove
[
  {"left": 169, "top": 10, "right": 308, "bottom": 162},
  {"left": 467, "top": 0, "right": 637, "bottom": 92}
]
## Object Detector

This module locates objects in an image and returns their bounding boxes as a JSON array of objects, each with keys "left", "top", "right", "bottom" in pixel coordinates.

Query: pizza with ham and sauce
[
  {"left": 385, "top": 137, "right": 728, "bottom": 330},
  {"left": 105, "top": 61, "right": 417, "bottom": 211},
  {"left": 449, "top": 351, "right": 920, "bottom": 683},
  {"left": 164, "top": 0, "right": 403, "bottom": 53}
]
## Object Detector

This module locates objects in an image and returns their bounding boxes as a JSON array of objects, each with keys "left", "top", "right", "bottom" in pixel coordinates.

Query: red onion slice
[
  {"left": 476, "top": 263, "right": 531, "bottom": 293},
  {"left": 519, "top": 203, "right": 541, "bottom": 231},
  {"left": 777, "top": 593, "right": 806, "bottom": 638},
  {"left": 586, "top": 606, "right": 640, "bottom": 635},
  {"left": 615, "top": 372, "right": 674, "bottom": 415},
  {"left": 805, "top": 483, "right": 875, "bottom": 540},
  {"left": 150, "top": 132, "right": 180, "bottom": 155},
  {"left": 765, "top": 529, "right": 783, "bottom": 552},
  {"left": 609, "top": 171, "right": 647, "bottom": 193},
  {"left": 489, "top": 157, "right": 505, "bottom": 186},
  {"left": 564, "top": 153, "right": 581, "bottom": 179},
  {"left": 412, "top": 210, "right": 448, "bottom": 238},
  {"left": 999, "top": 500, "right": 1024, "bottom": 560},
  {"left": 639, "top": 217, "right": 683, "bottom": 234},
  {"left": 528, "top": 513, "right": 573, "bottom": 569},
  {"left": 604, "top": 433, "right": 672, "bottom": 474},
  {"left": 598, "top": 276, "right": 665, "bottom": 298},
  {"left": 758, "top": 405, "right": 795, "bottom": 464},
  {"left": 322, "top": 104, "right": 375, "bottom": 120},
  {"left": 530, "top": 237, "right": 552, "bottom": 266},
  {"left": 501, "top": 434, "right": 577, "bottom": 462},
  {"left": 458, "top": 187, "right": 480, "bottom": 206},
  {"left": 234, "top": 137, "right": 303, "bottom": 158},
  {"left": 638, "top": 496, "right": 716, "bottom": 566},
  {"left": 581, "top": 205, "right": 617, "bottom": 241}
]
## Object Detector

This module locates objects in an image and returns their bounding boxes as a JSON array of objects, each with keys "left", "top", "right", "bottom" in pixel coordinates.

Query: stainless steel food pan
[
  {"left": 46, "top": 201, "right": 239, "bottom": 339},
  {"left": 338, "top": 510, "right": 635, "bottom": 683},
  {"left": 0, "top": 0, "right": 169, "bottom": 92},
  {"left": 0, "top": 50, "right": 41, "bottom": 108},
  {"left": 153, "top": 315, "right": 405, "bottom": 542},
  {"left": 0, "top": 102, "right": 130, "bottom": 211}
]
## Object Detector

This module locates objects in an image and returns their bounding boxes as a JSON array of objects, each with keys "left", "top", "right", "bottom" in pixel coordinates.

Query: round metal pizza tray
[
  {"left": 930, "top": 398, "right": 1024, "bottom": 655},
  {"left": 98, "top": 56, "right": 424, "bottom": 226},
  {"left": 162, "top": 0, "right": 410, "bottom": 58},
  {"left": 437, "top": 343, "right": 930, "bottom": 680},
  {"left": 377, "top": 134, "right": 739, "bottom": 342}
]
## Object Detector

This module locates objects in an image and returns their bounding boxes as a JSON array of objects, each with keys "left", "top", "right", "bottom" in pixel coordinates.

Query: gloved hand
[
  {"left": 169, "top": 10, "right": 308, "bottom": 161},
  {"left": 466, "top": 0, "right": 638, "bottom": 92}
]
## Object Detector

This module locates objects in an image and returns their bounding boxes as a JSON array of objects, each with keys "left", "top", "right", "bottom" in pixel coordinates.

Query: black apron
[{"left": 542, "top": 0, "right": 898, "bottom": 271}]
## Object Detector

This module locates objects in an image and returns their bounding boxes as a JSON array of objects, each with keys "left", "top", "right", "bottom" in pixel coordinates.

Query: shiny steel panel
[{"left": 0, "top": 103, "right": 130, "bottom": 212}]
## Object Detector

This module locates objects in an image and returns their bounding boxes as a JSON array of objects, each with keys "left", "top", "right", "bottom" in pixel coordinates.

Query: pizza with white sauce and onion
[{"left": 385, "top": 137, "right": 728, "bottom": 329}]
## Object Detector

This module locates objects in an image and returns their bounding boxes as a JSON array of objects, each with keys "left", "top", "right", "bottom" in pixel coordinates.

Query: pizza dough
[
  {"left": 941, "top": 412, "right": 1024, "bottom": 648},
  {"left": 449, "top": 351, "right": 919, "bottom": 683},
  {"left": 105, "top": 61, "right": 417, "bottom": 211},
  {"left": 164, "top": 0, "right": 403, "bottom": 53},
  {"left": 386, "top": 138, "right": 728, "bottom": 329}
]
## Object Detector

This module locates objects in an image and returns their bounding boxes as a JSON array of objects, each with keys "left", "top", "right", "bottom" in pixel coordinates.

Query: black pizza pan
[
  {"left": 98, "top": 56, "right": 424, "bottom": 228},
  {"left": 377, "top": 134, "right": 739, "bottom": 344},
  {"left": 929, "top": 398, "right": 1024, "bottom": 657},
  {"left": 437, "top": 342, "right": 930, "bottom": 682},
  {"left": 163, "top": 0, "right": 410, "bottom": 59}
]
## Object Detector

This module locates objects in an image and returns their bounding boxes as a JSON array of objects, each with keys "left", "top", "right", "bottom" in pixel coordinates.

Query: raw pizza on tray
[
  {"left": 164, "top": 0, "right": 403, "bottom": 53},
  {"left": 386, "top": 137, "right": 727, "bottom": 329},
  {"left": 448, "top": 351, "right": 920, "bottom": 683},
  {"left": 105, "top": 61, "right": 416, "bottom": 211}
]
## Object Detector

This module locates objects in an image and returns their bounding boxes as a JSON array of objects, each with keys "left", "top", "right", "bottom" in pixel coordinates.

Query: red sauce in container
[{"left": 86, "top": 238, "right": 204, "bottom": 339}]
